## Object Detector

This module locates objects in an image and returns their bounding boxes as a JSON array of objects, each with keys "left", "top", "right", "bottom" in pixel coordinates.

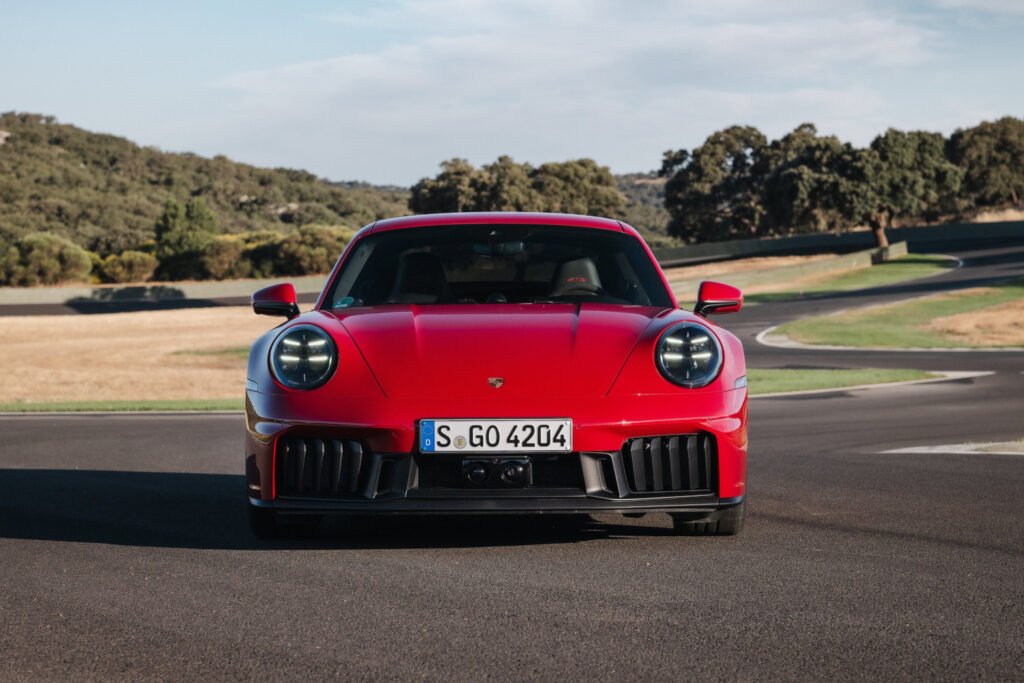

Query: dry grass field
[
  {"left": 925, "top": 298, "right": 1024, "bottom": 346},
  {"left": 662, "top": 254, "right": 832, "bottom": 288},
  {"left": 0, "top": 307, "right": 276, "bottom": 404}
]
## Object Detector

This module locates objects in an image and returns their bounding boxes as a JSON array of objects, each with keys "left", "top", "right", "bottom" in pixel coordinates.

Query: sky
[{"left": 2, "top": 0, "right": 1023, "bottom": 185}]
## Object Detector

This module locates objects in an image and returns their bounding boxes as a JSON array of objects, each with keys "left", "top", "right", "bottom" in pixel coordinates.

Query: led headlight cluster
[
  {"left": 655, "top": 322, "right": 723, "bottom": 388},
  {"left": 270, "top": 325, "right": 337, "bottom": 390}
]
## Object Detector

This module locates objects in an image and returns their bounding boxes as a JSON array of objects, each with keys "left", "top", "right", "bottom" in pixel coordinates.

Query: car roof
[{"left": 367, "top": 212, "right": 627, "bottom": 234}]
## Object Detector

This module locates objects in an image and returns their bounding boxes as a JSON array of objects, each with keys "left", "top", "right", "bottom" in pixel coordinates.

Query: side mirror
[
  {"left": 695, "top": 280, "right": 743, "bottom": 317},
  {"left": 252, "top": 283, "right": 299, "bottom": 318}
]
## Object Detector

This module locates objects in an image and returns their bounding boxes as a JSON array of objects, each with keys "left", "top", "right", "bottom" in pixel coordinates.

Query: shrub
[
  {"left": 271, "top": 225, "right": 353, "bottom": 275},
  {"left": 201, "top": 236, "right": 251, "bottom": 280},
  {"left": 98, "top": 250, "right": 158, "bottom": 283},
  {"left": 0, "top": 232, "right": 92, "bottom": 286}
]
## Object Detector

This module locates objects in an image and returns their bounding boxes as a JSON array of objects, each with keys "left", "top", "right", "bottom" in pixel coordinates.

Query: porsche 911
[{"left": 244, "top": 212, "right": 747, "bottom": 537}]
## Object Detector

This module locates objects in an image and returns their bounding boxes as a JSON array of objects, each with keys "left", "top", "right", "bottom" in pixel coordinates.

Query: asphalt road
[{"left": 1, "top": 244, "right": 1022, "bottom": 681}]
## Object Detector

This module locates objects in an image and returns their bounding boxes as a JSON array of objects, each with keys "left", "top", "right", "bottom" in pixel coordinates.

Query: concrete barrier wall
[{"left": 652, "top": 220, "right": 1024, "bottom": 266}]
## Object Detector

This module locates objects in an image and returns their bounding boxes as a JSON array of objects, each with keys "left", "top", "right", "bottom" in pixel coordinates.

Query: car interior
[{"left": 328, "top": 225, "right": 674, "bottom": 308}]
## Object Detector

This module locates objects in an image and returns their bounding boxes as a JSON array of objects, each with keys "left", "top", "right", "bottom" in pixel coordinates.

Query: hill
[
  {"left": 0, "top": 113, "right": 681, "bottom": 286},
  {"left": 0, "top": 112, "right": 409, "bottom": 257}
]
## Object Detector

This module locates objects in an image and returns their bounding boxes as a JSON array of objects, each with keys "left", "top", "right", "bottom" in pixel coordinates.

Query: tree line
[
  {"left": 1, "top": 111, "right": 1022, "bottom": 286},
  {"left": 658, "top": 118, "right": 1024, "bottom": 246},
  {"left": 413, "top": 117, "right": 1024, "bottom": 249}
]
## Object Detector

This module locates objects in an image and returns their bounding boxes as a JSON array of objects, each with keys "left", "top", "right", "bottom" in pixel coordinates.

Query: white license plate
[{"left": 419, "top": 419, "right": 572, "bottom": 453}]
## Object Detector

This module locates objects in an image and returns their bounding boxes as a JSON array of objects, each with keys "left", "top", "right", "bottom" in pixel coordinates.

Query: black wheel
[
  {"left": 672, "top": 501, "right": 745, "bottom": 536},
  {"left": 248, "top": 504, "right": 281, "bottom": 539}
]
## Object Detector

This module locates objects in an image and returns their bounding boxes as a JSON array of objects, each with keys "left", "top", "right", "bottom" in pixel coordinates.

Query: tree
[
  {"left": 154, "top": 197, "right": 216, "bottom": 279},
  {"left": 761, "top": 124, "right": 864, "bottom": 237},
  {"left": 472, "top": 156, "right": 544, "bottom": 212},
  {"left": 408, "top": 158, "right": 478, "bottom": 213},
  {"left": 532, "top": 159, "right": 625, "bottom": 216},
  {"left": 948, "top": 116, "right": 1024, "bottom": 208},
  {"left": 662, "top": 125, "right": 768, "bottom": 242},
  {"left": 184, "top": 196, "right": 217, "bottom": 233},
  {"left": 408, "top": 156, "right": 624, "bottom": 218},
  {"left": 863, "top": 129, "right": 963, "bottom": 246}
]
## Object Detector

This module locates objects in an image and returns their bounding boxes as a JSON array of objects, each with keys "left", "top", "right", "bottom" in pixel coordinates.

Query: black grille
[
  {"left": 621, "top": 434, "right": 713, "bottom": 494},
  {"left": 276, "top": 436, "right": 369, "bottom": 498},
  {"left": 411, "top": 454, "right": 584, "bottom": 491}
]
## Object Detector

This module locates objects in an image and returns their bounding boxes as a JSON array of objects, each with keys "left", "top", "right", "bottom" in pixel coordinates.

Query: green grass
[
  {"left": 0, "top": 369, "right": 936, "bottom": 411},
  {"left": 173, "top": 346, "right": 250, "bottom": 360},
  {"left": 777, "top": 279, "right": 1024, "bottom": 348},
  {"left": 748, "top": 368, "right": 936, "bottom": 395},
  {"left": 745, "top": 254, "right": 956, "bottom": 304},
  {"left": 0, "top": 399, "right": 245, "bottom": 412}
]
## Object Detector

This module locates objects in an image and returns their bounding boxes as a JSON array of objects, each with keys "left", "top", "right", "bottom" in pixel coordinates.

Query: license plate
[{"left": 419, "top": 419, "right": 572, "bottom": 453}]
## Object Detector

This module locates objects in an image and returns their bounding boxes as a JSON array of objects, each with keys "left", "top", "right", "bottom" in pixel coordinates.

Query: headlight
[
  {"left": 655, "top": 322, "right": 723, "bottom": 388},
  {"left": 269, "top": 324, "right": 337, "bottom": 390}
]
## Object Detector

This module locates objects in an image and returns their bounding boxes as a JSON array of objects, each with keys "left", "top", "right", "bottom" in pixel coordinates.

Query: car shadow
[{"left": 0, "top": 469, "right": 675, "bottom": 550}]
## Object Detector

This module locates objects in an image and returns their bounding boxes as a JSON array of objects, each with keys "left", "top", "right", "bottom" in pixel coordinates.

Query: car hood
[{"left": 323, "top": 304, "right": 669, "bottom": 399}]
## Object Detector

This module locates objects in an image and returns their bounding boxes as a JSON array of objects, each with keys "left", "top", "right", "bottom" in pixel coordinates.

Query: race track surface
[{"left": 1, "top": 243, "right": 1022, "bottom": 680}]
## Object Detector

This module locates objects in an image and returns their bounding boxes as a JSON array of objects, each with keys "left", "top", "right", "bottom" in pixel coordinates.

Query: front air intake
[
  {"left": 621, "top": 434, "right": 714, "bottom": 494},
  {"left": 275, "top": 437, "right": 369, "bottom": 498}
]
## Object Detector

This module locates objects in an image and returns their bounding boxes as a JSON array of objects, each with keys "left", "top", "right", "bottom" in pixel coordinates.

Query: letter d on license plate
[{"left": 419, "top": 419, "right": 572, "bottom": 453}]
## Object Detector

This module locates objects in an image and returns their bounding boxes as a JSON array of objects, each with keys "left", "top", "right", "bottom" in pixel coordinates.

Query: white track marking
[{"left": 883, "top": 441, "right": 1024, "bottom": 456}]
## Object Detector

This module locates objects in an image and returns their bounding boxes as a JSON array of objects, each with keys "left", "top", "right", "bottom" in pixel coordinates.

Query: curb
[
  {"left": 754, "top": 268, "right": 1024, "bottom": 353},
  {"left": 756, "top": 324, "right": 1024, "bottom": 353},
  {"left": 749, "top": 370, "right": 994, "bottom": 399}
]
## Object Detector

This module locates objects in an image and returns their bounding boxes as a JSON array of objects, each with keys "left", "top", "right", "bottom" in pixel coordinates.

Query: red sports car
[{"left": 245, "top": 212, "right": 748, "bottom": 537}]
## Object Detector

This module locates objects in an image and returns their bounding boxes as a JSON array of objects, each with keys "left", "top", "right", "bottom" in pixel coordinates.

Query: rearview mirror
[
  {"left": 695, "top": 280, "right": 743, "bottom": 317},
  {"left": 252, "top": 283, "right": 299, "bottom": 318}
]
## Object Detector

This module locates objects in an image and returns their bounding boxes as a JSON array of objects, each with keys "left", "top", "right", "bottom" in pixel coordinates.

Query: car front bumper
[{"left": 245, "top": 387, "right": 748, "bottom": 513}]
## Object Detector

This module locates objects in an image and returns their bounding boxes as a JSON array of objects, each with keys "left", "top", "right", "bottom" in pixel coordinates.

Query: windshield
[{"left": 325, "top": 224, "right": 673, "bottom": 308}]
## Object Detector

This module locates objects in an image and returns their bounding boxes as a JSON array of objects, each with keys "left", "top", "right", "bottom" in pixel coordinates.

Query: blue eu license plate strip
[
  {"left": 418, "top": 419, "right": 572, "bottom": 453},
  {"left": 420, "top": 420, "right": 437, "bottom": 452}
]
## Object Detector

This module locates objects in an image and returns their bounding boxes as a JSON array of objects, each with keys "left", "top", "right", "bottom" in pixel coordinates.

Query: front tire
[
  {"left": 248, "top": 504, "right": 280, "bottom": 538},
  {"left": 672, "top": 501, "right": 745, "bottom": 536}
]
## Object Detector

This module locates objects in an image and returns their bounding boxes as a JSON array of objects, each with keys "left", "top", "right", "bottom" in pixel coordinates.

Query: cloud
[
  {"left": 205, "top": 0, "right": 939, "bottom": 183},
  {"left": 930, "top": 0, "right": 1024, "bottom": 13}
]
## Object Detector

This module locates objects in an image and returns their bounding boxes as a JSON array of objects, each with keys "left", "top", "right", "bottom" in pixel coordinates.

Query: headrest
[
  {"left": 551, "top": 257, "right": 602, "bottom": 296},
  {"left": 389, "top": 251, "right": 449, "bottom": 304}
]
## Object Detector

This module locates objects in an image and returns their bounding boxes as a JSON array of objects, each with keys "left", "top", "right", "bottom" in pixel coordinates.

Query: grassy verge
[
  {"left": 745, "top": 254, "right": 955, "bottom": 303},
  {"left": 776, "top": 279, "right": 1024, "bottom": 348},
  {"left": 748, "top": 368, "right": 936, "bottom": 395},
  {"left": 0, "top": 399, "right": 245, "bottom": 412},
  {"left": 0, "top": 369, "right": 938, "bottom": 411}
]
